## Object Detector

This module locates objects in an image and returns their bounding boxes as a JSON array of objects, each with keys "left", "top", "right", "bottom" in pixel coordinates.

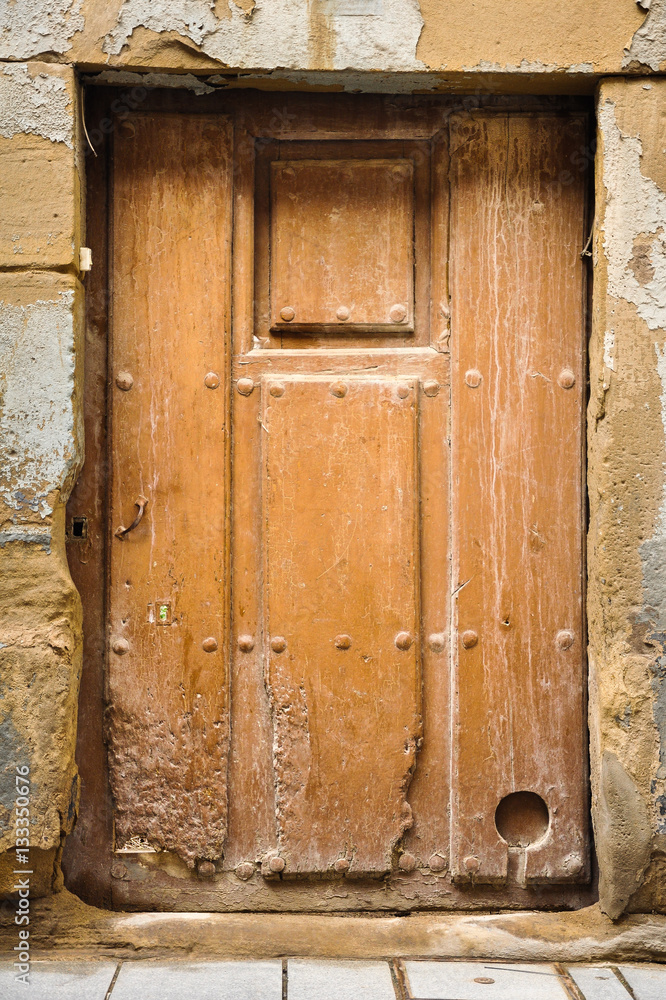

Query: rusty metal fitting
[
  {"left": 237, "top": 378, "right": 254, "bottom": 396},
  {"left": 428, "top": 632, "right": 446, "bottom": 653},
  {"left": 395, "top": 631, "right": 413, "bottom": 651},
  {"left": 556, "top": 629, "right": 575, "bottom": 650},
  {"left": 235, "top": 861, "right": 255, "bottom": 881},
  {"left": 398, "top": 852, "right": 417, "bottom": 872},
  {"left": 115, "top": 371, "right": 134, "bottom": 391},
  {"left": 461, "top": 629, "right": 478, "bottom": 649}
]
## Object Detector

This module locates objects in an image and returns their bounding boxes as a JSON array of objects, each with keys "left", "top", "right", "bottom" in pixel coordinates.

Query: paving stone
[
  {"left": 618, "top": 965, "right": 666, "bottom": 1000},
  {"left": 403, "top": 961, "right": 568, "bottom": 1000},
  {"left": 110, "top": 960, "right": 283, "bottom": 999},
  {"left": 0, "top": 959, "right": 117, "bottom": 1000},
  {"left": 566, "top": 966, "right": 631, "bottom": 998},
  {"left": 287, "top": 959, "right": 396, "bottom": 1000}
]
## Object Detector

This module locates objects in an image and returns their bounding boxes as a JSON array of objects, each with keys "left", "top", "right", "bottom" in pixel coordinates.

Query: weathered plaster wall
[
  {"left": 0, "top": 0, "right": 656, "bottom": 82},
  {"left": 0, "top": 64, "right": 84, "bottom": 898},
  {"left": 590, "top": 77, "right": 666, "bottom": 918}
]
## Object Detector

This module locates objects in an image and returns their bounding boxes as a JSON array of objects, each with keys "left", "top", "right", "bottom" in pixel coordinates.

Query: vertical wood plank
[
  {"left": 403, "top": 133, "right": 451, "bottom": 868},
  {"left": 263, "top": 376, "right": 422, "bottom": 874},
  {"left": 225, "top": 125, "right": 279, "bottom": 868},
  {"left": 107, "top": 113, "right": 233, "bottom": 867},
  {"left": 450, "top": 113, "right": 588, "bottom": 883}
]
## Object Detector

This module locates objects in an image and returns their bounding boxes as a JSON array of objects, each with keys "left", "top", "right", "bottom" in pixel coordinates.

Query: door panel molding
[{"left": 262, "top": 376, "right": 421, "bottom": 874}]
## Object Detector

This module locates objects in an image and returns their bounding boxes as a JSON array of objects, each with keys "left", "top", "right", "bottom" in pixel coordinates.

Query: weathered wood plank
[
  {"left": 449, "top": 113, "right": 588, "bottom": 883},
  {"left": 263, "top": 376, "right": 422, "bottom": 873},
  {"left": 107, "top": 113, "right": 233, "bottom": 867}
]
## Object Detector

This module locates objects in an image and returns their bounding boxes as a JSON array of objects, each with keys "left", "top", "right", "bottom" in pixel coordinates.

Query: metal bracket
[{"left": 115, "top": 495, "right": 148, "bottom": 539}]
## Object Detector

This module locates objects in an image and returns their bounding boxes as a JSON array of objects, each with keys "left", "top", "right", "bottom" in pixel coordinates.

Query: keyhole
[{"left": 71, "top": 517, "right": 87, "bottom": 539}]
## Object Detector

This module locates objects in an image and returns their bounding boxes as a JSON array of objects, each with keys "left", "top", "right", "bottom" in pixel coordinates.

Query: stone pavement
[{"left": 0, "top": 958, "right": 665, "bottom": 999}]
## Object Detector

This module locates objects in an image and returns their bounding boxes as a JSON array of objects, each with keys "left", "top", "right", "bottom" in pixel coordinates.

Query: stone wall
[
  {"left": 590, "top": 76, "right": 666, "bottom": 917},
  {"left": 2, "top": 1, "right": 666, "bottom": 918},
  {"left": 0, "top": 62, "right": 84, "bottom": 896}
]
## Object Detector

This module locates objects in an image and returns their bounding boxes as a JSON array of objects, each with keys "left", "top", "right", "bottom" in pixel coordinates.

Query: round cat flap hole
[{"left": 494, "top": 791, "right": 549, "bottom": 848}]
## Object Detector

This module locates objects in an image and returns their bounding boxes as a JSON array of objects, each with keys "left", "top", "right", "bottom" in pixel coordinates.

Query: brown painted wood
[
  {"left": 106, "top": 113, "right": 233, "bottom": 867},
  {"left": 254, "top": 138, "right": 432, "bottom": 351},
  {"left": 449, "top": 112, "right": 588, "bottom": 885},
  {"left": 68, "top": 91, "right": 592, "bottom": 911},
  {"left": 262, "top": 376, "right": 421, "bottom": 874},
  {"left": 270, "top": 158, "right": 414, "bottom": 335}
]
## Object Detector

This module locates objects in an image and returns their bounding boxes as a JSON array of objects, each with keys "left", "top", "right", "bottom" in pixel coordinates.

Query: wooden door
[{"left": 65, "top": 93, "right": 591, "bottom": 911}]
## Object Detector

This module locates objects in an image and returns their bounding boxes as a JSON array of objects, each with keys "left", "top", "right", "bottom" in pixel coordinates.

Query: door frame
[{"left": 63, "top": 86, "right": 595, "bottom": 912}]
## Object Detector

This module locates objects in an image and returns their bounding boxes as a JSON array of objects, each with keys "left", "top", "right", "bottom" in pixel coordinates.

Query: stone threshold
[{"left": 0, "top": 892, "right": 665, "bottom": 962}]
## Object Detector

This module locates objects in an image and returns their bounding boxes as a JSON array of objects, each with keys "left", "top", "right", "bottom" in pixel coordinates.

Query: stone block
[
  {"left": 0, "top": 959, "right": 117, "bottom": 1000},
  {"left": 0, "top": 271, "right": 84, "bottom": 522},
  {"left": 567, "top": 965, "right": 634, "bottom": 999},
  {"left": 287, "top": 960, "right": 395, "bottom": 1000},
  {"left": 111, "top": 960, "right": 283, "bottom": 999},
  {"left": 0, "top": 63, "right": 81, "bottom": 269},
  {"left": 403, "top": 961, "right": 568, "bottom": 1000}
]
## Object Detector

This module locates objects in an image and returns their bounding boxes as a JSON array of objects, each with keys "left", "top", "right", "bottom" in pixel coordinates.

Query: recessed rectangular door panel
[
  {"left": 270, "top": 159, "right": 414, "bottom": 334},
  {"left": 263, "top": 376, "right": 422, "bottom": 874},
  {"left": 450, "top": 113, "right": 588, "bottom": 883},
  {"left": 107, "top": 113, "right": 233, "bottom": 868}
]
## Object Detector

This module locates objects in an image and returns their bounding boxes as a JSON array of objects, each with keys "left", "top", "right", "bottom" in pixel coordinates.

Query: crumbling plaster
[
  {"left": 0, "top": 63, "right": 74, "bottom": 145},
  {"left": 0, "top": 280, "right": 83, "bottom": 519},
  {"left": 624, "top": 0, "right": 666, "bottom": 70},
  {"left": 103, "top": 0, "right": 426, "bottom": 72},
  {"left": 589, "top": 78, "right": 666, "bottom": 918},
  {"left": 0, "top": 62, "right": 84, "bottom": 901},
  {"left": 0, "top": 0, "right": 83, "bottom": 61},
  {"left": 0, "top": 274, "right": 84, "bottom": 894},
  {"left": 0, "top": 0, "right": 653, "bottom": 80}
]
